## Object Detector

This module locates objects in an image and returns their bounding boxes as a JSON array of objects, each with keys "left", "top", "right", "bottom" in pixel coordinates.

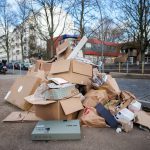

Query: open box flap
[
  {"left": 25, "top": 95, "right": 56, "bottom": 105},
  {"left": 60, "top": 97, "right": 83, "bottom": 115},
  {"left": 56, "top": 40, "right": 69, "bottom": 55}
]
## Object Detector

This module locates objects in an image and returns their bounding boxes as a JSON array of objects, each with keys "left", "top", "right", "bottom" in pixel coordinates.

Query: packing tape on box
[
  {"left": 4, "top": 91, "right": 11, "bottom": 100},
  {"left": 18, "top": 86, "right": 23, "bottom": 93}
]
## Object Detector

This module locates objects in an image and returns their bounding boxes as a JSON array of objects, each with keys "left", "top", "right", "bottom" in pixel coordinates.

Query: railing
[
  {"left": 7, "top": 63, "right": 26, "bottom": 75},
  {"left": 99, "top": 62, "right": 150, "bottom": 74}
]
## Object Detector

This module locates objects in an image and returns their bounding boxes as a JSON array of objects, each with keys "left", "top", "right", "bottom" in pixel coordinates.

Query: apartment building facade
[{"left": 0, "top": 6, "right": 74, "bottom": 62}]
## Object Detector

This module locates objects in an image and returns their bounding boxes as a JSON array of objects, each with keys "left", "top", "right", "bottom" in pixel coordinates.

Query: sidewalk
[{"left": 110, "top": 72, "right": 150, "bottom": 79}]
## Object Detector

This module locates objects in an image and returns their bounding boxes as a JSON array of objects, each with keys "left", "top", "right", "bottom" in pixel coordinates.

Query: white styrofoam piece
[
  {"left": 128, "top": 101, "right": 141, "bottom": 112},
  {"left": 67, "top": 36, "right": 88, "bottom": 59},
  {"left": 115, "top": 108, "right": 135, "bottom": 123}
]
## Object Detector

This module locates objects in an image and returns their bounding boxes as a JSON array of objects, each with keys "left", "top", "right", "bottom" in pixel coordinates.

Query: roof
[
  {"left": 88, "top": 38, "right": 119, "bottom": 47},
  {"left": 84, "top": 50, "right": 121, "bottom": 57}
]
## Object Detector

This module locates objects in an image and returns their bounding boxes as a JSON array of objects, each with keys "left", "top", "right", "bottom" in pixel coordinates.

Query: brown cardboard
[
  {"left": 60, "top": 98, "right": 83, "bottom": 115},
  {"left": 57, "top": 48, "right": 72, "bottom": 60},
  {"left": 5, "top": 76, "right": 41, "bottom": 110},
  {"left": 3, "top": 112, "right": 25, "bottom": 122},
  {"left": 34, "top": 60, "right": 42, "bottom": 72},
  {"left": 56, "top": 40, "right": 69, "bottom": 55},
  {"left": 3, "top": 111, "right": 41, "bottom": 122},
  {"left": 49, "top": 59, "right": 92, "bottom": 85},
  {"left": 34, "top": 60, "right": 52, "bottom": 72},
  {"left": 135, "top": 110, "right": 150, "bottom": 129},
  {"left": 50, "top": 60, "right": 70, "bottom": 74},
  {"left": 83, "top": 89, "right": 109, "bottom": 107},
  {"left": 121, "top": 121, "right": 133, "bottom": 132},
  {"left": 120, "top": 91, "right": 136, "bottom": 110},
  {"left": 40, "top": 62, "right": 51, "bottom": 72},
  {"left": 98, "top": 75, "right": 120, "bottom": 99},
  {"left": 25, "top": 97, "right": 83, "bottom": 120},
  {"left": 72, "top": 60, "right": 92, "bottom": 76},
  {"left": 79, "top": 107, "right": 107, "bottom": 128},
  {"left": 27, "top": 70, "right": 46, "bottom": 82},
  {"left": 56, "top": 40, "right": 72, "bottom": 60},
  {"left": 105, "top": 75, "right": 120, "bottom": 94}
]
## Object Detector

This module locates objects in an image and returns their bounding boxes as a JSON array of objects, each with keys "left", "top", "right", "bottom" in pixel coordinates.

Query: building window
[
  {"left": 85, "top": 43, "right": 92, "bottom": 49},
  {"left": 16, "top": 50, "right": 20, "bottom": 55}
]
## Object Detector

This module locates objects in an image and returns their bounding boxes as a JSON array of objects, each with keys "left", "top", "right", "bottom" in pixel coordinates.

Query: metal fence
[
  {"left": 99, "top": 62, "right": 150, "bottom": 74},
  {"left": 7, "top": 63, "right": 27, "bottom": 75}
]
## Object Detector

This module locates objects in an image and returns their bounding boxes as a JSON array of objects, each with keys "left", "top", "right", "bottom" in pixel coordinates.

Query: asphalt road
[{"left": 0, "top": 75, "right": 150, "bottom": 150}]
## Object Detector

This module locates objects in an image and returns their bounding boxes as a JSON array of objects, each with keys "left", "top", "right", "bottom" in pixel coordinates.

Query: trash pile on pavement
[{"left": 3, "top": 36, "right": 150, "bottom": 140}]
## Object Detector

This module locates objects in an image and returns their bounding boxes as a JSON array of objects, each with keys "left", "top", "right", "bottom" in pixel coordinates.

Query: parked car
[
  {"left": 0, "top": 60, "right": 7, "bottom": 74},
  {"left": 21, "top": 62, "right": 32, "bottom": 70},
  {"left": 7, "top": 63, "right": 13, "bottom": 69},
  {"left": 14, "top": 62, "right": 21, "bottom": 70}
]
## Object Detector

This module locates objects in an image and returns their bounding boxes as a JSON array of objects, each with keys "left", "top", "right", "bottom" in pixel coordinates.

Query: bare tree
[
  {"left": 0, "top": 0, "right": 14, "bottom": 62},
  {"left": 114, "top": 0, "right": 150, "bottom": 62},
  {"left": 70, "top": 0, "right": 96, "bottom": 38},
  {"left": 28, "top": 0, "right": 71, "bottom": 59},
  {"left": 15, "top": 0, "right": 31, "bottom": 62}
]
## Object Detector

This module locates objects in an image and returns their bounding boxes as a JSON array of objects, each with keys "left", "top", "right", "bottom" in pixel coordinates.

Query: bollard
[
  {"left": 142, "top": 61, "right": 144, "bottom": 74},
  {"left": 13, "top": 63, "right": 15, "bottom": 74},
  {"left": 20, "top": 63, "right": 21, "bottom": 75},
  {"left": 119, "top": 62, "right": 121, "bottom": 73},
  {"left": 126, "top": 62, "right": 128, "bottom": 73}
]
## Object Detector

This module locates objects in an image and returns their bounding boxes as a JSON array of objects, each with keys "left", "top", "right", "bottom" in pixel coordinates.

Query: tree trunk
[
  {"left": 21, "top": 43, "right": 24, "bottom": 62},
  {"left": 80, "top": 0, "right": 84, "bottom": 37},
  {"left": 6, "top": 50, "right": 9, "bottom": 63}
]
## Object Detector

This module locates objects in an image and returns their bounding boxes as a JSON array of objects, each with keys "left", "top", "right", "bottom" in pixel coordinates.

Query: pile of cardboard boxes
[{"left": 3, "top": 36, "right": 150, "bottom": 140}]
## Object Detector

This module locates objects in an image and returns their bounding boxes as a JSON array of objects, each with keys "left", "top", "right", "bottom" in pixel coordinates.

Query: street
[{"left": 0, "top": 74, "right": 150, "bottom": 150}]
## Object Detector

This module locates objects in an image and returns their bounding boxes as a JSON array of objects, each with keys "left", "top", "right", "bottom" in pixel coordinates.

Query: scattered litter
[{"left": 116, "top": 127, "right": 122, "bottom": 133}]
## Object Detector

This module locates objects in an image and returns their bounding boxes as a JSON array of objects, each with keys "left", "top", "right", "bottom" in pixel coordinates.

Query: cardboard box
[
  {"left": 34, "top": 60, "right": 51, "bottom": 72},
  {"left": 44, "top": 84, "right": 79, "bottom": 100},
  {"left": 49, "top": 59, "right": 92, "bottom": 85},
  {"left": 32, "top": 120, "right": 81, "bottom": 140},
  {"left": 40, "top": 62, "right": 51, "bottom": 73},
  {"left": 5, "top": 76, "right": 41, "bottom": 110},
  {"left": 25, "top": 97, "right": 83, "bottom": 120}
]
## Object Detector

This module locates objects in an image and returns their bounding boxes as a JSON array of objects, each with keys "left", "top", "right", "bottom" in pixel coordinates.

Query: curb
[{"left": 110, "top": 72, "right": 150, "bottom": 79}]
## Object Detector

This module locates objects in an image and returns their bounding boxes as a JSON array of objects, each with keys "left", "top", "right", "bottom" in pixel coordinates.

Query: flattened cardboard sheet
[
  {"left": 3, "top": 111, "right": 41, "bottom": 122},
  {"left": 135, "top": 110, "right": 150, "bottom": 129}
]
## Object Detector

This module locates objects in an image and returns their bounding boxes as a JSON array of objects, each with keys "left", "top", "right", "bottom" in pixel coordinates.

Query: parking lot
[{"left": 0, "top": 75, "right": 150, "bottom": 150}]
